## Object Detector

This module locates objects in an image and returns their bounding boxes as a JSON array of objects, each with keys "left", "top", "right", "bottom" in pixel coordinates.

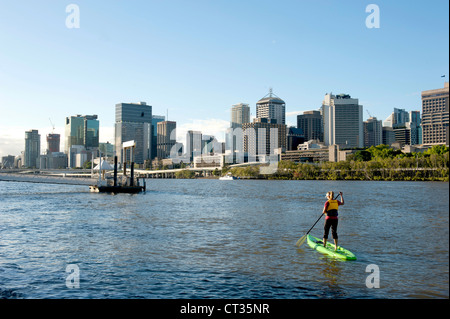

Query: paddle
[{"left": 295, "top": 193, "right": 341, "bottom": 248}]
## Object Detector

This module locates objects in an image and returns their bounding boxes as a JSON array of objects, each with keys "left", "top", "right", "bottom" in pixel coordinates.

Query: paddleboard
[{"left": 307, "top": 234, "right": 356, "bottom": 261}]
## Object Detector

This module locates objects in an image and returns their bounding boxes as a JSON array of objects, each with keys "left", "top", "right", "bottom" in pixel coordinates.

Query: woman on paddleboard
[{"left": 322, "top": 191, "right": 344, "bottom": 251}]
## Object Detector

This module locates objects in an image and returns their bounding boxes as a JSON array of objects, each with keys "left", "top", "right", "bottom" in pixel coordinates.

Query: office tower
[
  {"left": 322, "top": 93, "right": 363, "bottom": 148},
  {"left": 65, "top": 115, "right": 99, "bottom": 153},
  {"left": 382, "top": 127, "right": 395, "bottom": 146},
  {"left": 65, "top": 114, "right": 99, "bottom": 168},
  {"left": 157, "top": 121, "right": 176, "bottom": 159},
  {"left": 226, "top": 103, "right": 250, "bottom": 163},
  {"left": 421, "top": 82, "right": 449, "bottom": 145},
  {"left": 242, "top": 118, "right": 287, "bottom": 158},
  {"left": 409, "top": 111, "right": 422, "bottom": 145},
  {"left": 256, "top": 89, "right": 286, "bottom": 125},
  {"left": 24, "top": 129, "right": 41, "bottom": 168},
  {"left": 287, "top": 127, "right": 305, "bottom": 151},
  {"left": 383, "top": 108, "right": 410, "bottom": 128},
  {"left": 46, "top": 133, "right": 60, "bottom": 153},
  {"left": 201, "top": 135, "right": 215, "bottom": 155},
  {"left": 231, "top": 103, "right": 250, "bottom": 129},
  {"left": 364, "top": 117, "right": 382, "bottom": 147},
  {"left": 297, "top": 110, "right": 323, "bottom": 142},
  {"left": 186, "top": 130, "right": 202, "bottom": 162},
  {"left": 115, "top": 102, "right": 152, "bottom": 164},
  {"left": 383, "top": 108, "right": 422, "bottom": 146},
  {"left": 152, "top": 115, "right": 165, "bottom": 160},
  {"left": 393, "top": 110, "right": 422, "bottom": 146}
]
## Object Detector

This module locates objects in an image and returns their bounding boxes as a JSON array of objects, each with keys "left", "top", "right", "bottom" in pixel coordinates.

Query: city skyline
[{"left": 0, "top": 0, "right": 449, "bottom": 156}]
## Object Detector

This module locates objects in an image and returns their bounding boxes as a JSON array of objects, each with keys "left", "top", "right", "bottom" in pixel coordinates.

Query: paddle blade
[{"left": 295, "top": 234, "right": 307, "bottom": 247}]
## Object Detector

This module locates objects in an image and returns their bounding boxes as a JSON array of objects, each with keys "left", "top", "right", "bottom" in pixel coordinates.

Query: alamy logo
[
  {"left": 65, "top": 4, "right": 80, "bottom": 29},
  {"left": 365, "top": 264, "right": 380, "bottom": 288},
  {"left": 365, "top": 4, "right": 380, "bottom": 29},
  {"left": 66, "top": 264, "right": 80, "bottom": 288}
]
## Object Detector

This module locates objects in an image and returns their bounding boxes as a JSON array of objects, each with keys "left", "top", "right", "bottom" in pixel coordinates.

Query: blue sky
[{"left": 0, "top": 0, "right": 448, "bottom": 156}]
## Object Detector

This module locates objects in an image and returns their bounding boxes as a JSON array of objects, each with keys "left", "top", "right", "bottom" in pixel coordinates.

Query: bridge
[
  {"left": 0, "top": 167, "right": 221, "bottom": 185},
  {"left": 133, "top": 167, "right": 218, "bottom": 178},
  {"left": 0, "top": 171, "right": 97, "bottom": 186},
  {"left": 0, "top": 161, "right": 270, "bottom": 185}
]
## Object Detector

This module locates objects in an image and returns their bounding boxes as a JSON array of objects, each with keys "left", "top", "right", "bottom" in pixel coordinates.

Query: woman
[{"left": 322, "top": 191, "right": 344, "bottom": 251}]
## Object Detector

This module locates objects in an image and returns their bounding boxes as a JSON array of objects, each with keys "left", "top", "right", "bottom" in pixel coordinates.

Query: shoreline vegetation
[{"left": 180, "top": 145, "right": 450, "bottom": 182}]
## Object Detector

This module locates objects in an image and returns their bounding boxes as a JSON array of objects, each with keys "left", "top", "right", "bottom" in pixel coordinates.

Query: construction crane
[
  {"left": 49, "top": 118, "right": 55, "bottom": 133},
  {"left": 366, "top": 109, "right": 373, "bottom": 118}
]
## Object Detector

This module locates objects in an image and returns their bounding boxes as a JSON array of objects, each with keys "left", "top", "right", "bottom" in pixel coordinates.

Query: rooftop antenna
[{"left": 269, "top": 87, "right": 273, "bottom": 97}]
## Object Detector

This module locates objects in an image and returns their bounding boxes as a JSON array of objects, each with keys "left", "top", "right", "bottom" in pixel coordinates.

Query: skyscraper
[
  {"left": 297, "top": 110, "right": 323, "bottom": 142},
  {"left": 152, "top": 115, "right": 165, "bottom": 160},
  {"left": 231, "top": 103, "right": 250, "bottom": 129},
  {"left": 256, "top": 89, "right": 286, "bottom": 125},
  {"left": 421, "top": 82, "right": 449, "bottom": 145},
  {"left": 46, "top": 133, "right": 60, "bottom": 153},
  {"left": 157, "top": 121, "right": 176, "bottom": 159},
  {"left": 364, "top": 117, "right": 382, "bottom": 147},
  {"left": 65, "top": 114, "right": 99, "bottom": 153},
  {"left": 115, "top": 102, "right": 152, "bottom": 165},
  {"left": 383, "top": 108, "right": 410, "bottom": 128},
  {"left": 242, "top": 118, "right": 287, "bottom": 159},
  {"left": 24, "top": 129, "right": 40, "bottom": 168},
  {"left": 322, "top": 93, "right": 363, "bottom": 148},
  {"left": 383, "top": 108, "right": 422, "bottom": 146},
  {"left": 186, "top": 130, "right": 202, "bottom": 162}
]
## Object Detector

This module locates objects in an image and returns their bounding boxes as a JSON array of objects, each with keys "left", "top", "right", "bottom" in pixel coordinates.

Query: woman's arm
[{"left": 339, "top": 192, "right": 344, "bottom": 205}]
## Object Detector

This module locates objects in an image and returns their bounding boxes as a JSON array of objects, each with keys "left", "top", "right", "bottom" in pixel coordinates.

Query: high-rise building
[
  {"left": 383, "top": 108, "right": 422, "bottom": 146},
  {"left": 322, "top": 93, "right": 363, "bottom": 148},
  {"left": 382, "top": 126, "right": 395, "bottom": 146},
  {"left": 186, "top": 130, "right": 202, "bottom": 162},
  {"left": 364, "top": 117, "right": 382, "bottom": 147},
  {"left": 157, "top": 121, "right": 176, "bottom": 159},
  {"left": 152, "top": 115, "right": 165, "bottom": 160},
  {"left": 65, "top": 115, "right": 99, "bottom": 153},
  {"left": 421, "top": 82, "right": 449, "bottom": 145},
  {"left": 297, "top": 110, "right": 323, "bottom": 142},
  {"left": 226, "top": 103, "right": 251, "bottom": 163},
  {"left": 65, "top": 114, "right": 99, "bottom": 168},
  {"left": 287, "top": 127, "right": 304, "bottom": 151},
  {"left": 256, "top": 89, "right": 286, "bottom": 125},
  {"left": 231, "top": 103, "right": 250, "bottom": 129},
  {"left": 46, "top": 133, "right": 60, "bottom": 153},
  {"left": 24, "top": 129, "right": 41, "bottom": 168},
  {"left": 242, "top": 118, "right": 287, "bottom": 158},
  {"left": 383, "top": 108, "right": 410, "bottom": 128},
  {"left": 115, "top": 102, "right": 152, "bottom": 165}
]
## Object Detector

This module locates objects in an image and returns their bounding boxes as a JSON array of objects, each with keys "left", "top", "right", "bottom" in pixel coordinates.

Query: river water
[{"left": 0, "top": 179, "right": 448, "bottom": 299}]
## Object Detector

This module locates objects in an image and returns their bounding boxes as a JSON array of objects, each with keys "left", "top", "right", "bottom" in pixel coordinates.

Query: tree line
[{"left": 223, "top": 145, "right": 449, "bottom": 182}]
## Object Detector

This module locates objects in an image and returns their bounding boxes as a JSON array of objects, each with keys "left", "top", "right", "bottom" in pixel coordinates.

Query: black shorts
[{"left": 323, "top": 218, "right": 338, "bottom": 239}]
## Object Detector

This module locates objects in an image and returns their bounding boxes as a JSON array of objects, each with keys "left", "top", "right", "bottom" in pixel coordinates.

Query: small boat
[
  {"left": 306, "top": 234, "right": 356, "bottom": 260},
  {"left": 219, "top": 173, "right": 236, "bottom": 180}
]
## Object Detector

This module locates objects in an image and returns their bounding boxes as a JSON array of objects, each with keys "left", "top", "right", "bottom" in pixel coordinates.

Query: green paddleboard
[{"left": 307, "top": 234, "right": 356, "bottom": 261}]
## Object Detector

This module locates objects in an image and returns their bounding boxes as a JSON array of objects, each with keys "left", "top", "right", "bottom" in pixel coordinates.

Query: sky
[{"left": 0, "top": 0, "right": 448, "bottom": 157}]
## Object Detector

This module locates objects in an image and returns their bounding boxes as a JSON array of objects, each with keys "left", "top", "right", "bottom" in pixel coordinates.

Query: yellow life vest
[{"left": 326, "top": 199, "right": 339, "bottom": 217}]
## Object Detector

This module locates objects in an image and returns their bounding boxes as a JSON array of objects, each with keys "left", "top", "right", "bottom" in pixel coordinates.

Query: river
[{"left": 0, "top": 179, "right": 448, "bottom": 299}]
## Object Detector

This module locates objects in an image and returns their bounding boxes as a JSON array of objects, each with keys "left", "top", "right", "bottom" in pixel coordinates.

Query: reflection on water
[{"left": 0, "top": 180, "right": 448, "bottom": 299}]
